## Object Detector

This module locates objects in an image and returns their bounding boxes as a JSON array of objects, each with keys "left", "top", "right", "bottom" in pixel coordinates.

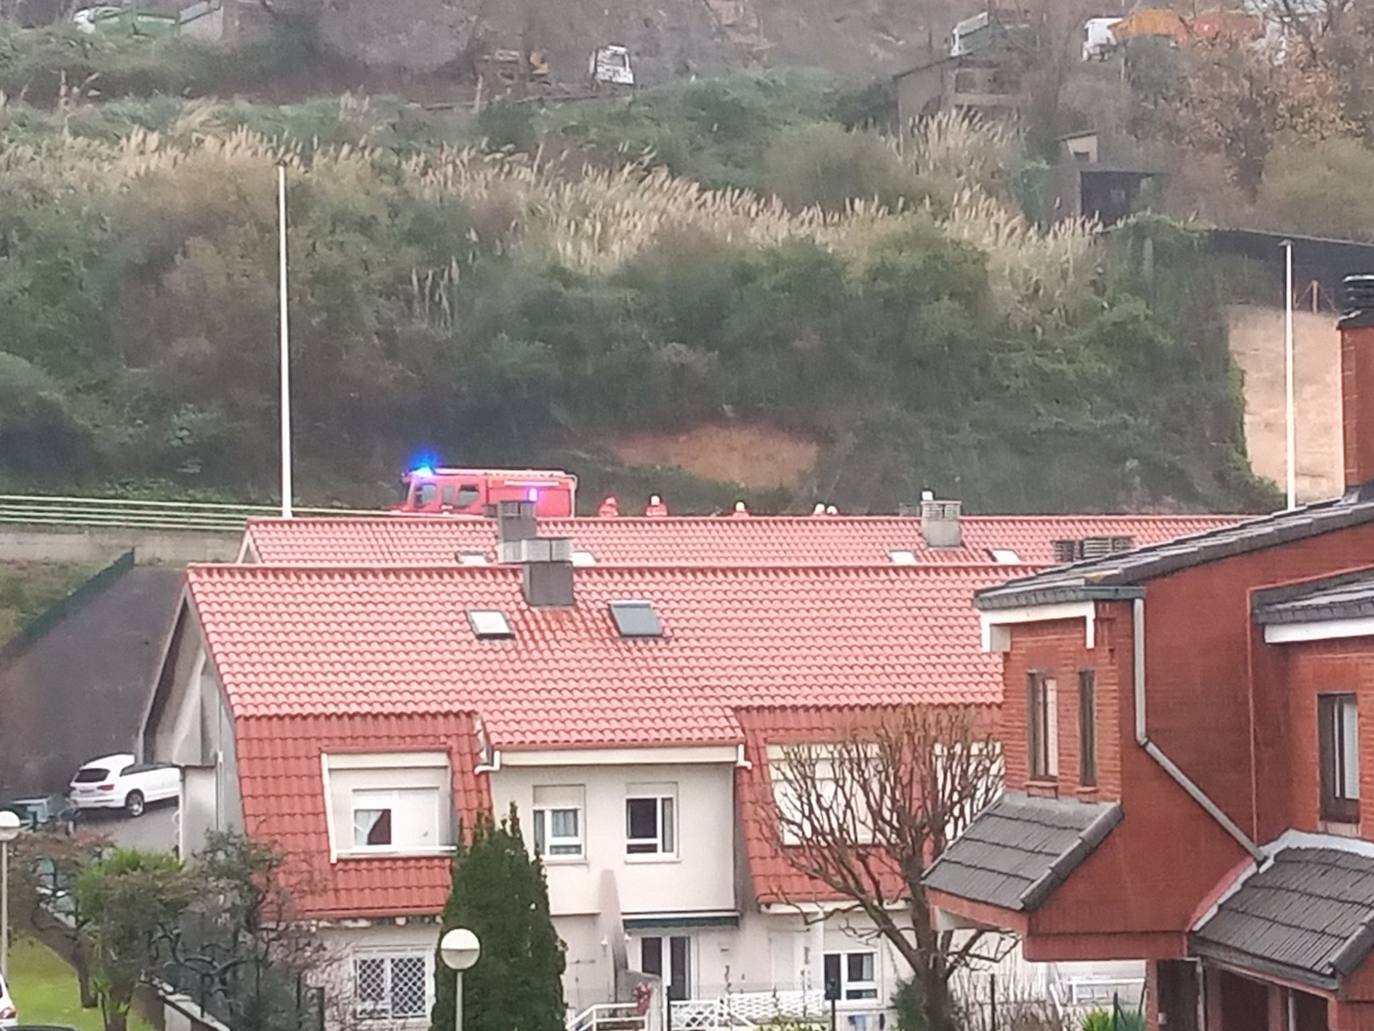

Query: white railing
[
  {"left": 670, "top": 999, "right": 758, "bottom": 1029},
  {"left": 0, "top": 494, "right": 387, "bottom": 533},
  {"left": 672, "top": 991, "right": 885, "bottom": 1030},
  {"left": 569, "top": 1002, "right": 647, "bottom": 1031}
]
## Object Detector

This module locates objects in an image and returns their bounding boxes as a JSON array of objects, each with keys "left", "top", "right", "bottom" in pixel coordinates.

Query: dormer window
[{"left": 469, "top": 610, "right": 513, "bottom": 639}]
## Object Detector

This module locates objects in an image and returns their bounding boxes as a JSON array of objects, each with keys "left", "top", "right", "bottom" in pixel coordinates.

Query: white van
[{"left": 68, "top": 753, "right": 179, "bottom": 818}]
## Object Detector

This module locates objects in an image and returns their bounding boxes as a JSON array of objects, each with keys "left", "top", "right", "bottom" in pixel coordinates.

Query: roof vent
[
  {"left": 469, "top": 610, "right": 513, "bottom": 639},
  {"left": 1344, "top": 274, "right": 1374, "bottom": 320},
  {"left": 609, "top": 600, "right": 663, "bottom": 638},
  {"left": 497, "top": 500, "right": 537, "bottom": 545},
  {"left": 1054, "top": 536, "right": 1135, "bottom": 563},
  {"left": 598, "top": 496, "right": 620, "bottom": 518},
  {"left": 920, "top": 497, "right": 963, "bottom": 548},
  {"left": 645, "top": 495, "right": 669, "bottom": 518}
]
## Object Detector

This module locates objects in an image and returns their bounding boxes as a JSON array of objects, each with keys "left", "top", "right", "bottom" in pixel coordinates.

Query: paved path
[{"left": 73, "top": 800, "right": 178, "bottom": 854}]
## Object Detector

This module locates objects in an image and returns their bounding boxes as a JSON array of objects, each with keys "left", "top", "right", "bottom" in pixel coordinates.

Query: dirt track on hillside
[{"left": 1227, "top": 304, "right": 1343, "bottom": 504}]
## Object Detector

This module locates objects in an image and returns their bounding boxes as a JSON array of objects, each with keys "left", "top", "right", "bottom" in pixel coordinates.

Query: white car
[
  {"left": 71, "top": 5, "right": 123, "bottom": 33},
  {"left": 68, "top": 753, "right": 179, "bottom": 818},
  {"left": 0, "top": 965, "right": 16, "bottom": 1027}
]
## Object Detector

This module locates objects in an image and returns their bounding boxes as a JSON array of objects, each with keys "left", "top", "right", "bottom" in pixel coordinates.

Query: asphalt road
[{"left": 72, "top": 799, "right": 178, "bottom": 853}]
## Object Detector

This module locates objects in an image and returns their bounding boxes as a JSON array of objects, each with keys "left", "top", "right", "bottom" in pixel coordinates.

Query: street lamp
[
  {"left": 439, "top": 928, "right": 481, "bottom": 1031},
  {"left": 0, "top": 810, "right": 21, "bottom": 982}
]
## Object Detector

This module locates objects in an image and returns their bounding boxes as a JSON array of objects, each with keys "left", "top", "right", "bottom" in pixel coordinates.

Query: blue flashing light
[
  {"left": 527, "top": 487, "right": 539, "bottom": 502},
  {"left": 411, "top": 465, "right": 436, "bottom": 479}
]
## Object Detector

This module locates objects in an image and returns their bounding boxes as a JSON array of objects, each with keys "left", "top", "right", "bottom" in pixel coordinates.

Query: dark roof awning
[
  {"left": 1253, "top": 568, "right": 1374, "bottom": 625},
  {"left": 1192, "top": 847, "right": 1374, "bottom": 991},
  {"left": 976, "top": 493, "right": 1374, "bottom": 611},
  {"left": 923, "top": 791, "right": 1122, "bottom": 912}
]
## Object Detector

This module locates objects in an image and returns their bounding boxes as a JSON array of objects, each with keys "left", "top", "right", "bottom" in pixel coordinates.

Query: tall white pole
[
  {"left": 454, "top": 971, "right": 463, "bottom": 1031},
  {"left": 1284, "top": 239, "right": 1296, "bottom": 510},
  {"left": 278, "top": 163, "right": 294, "bottom": 519},
  {"left": 2, "top": 839, "right": 9, "bottom": 982}
]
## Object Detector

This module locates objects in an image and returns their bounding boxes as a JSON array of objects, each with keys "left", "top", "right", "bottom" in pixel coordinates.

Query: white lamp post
[
  {"left": 439, "top": 928, "right": 481, "bottom": 1031},
  {"left": 0, "top": 810, "right": 21, "bottom": 982}
]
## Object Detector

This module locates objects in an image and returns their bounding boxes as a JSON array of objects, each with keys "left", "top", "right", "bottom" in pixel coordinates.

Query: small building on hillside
[{"left": 893, "top": 50, "right": 1027, "bottom": 128}]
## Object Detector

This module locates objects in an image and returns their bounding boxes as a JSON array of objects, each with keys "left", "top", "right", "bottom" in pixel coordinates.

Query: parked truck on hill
[{"left": 394, "top": 466, "right": 577, "bottom": 516}]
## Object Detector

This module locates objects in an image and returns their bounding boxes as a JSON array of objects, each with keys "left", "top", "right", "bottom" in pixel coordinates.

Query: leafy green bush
[
  {"left": 760, "top": 123, "right": 940, "bottom": 213},
  {"left": 1081, "top": 1009, "right": 1145, "bottom": 1031}
]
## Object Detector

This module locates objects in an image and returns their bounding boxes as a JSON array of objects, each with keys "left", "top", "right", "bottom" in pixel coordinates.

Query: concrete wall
[
  {"left": 1227, "top": 303, "right": 1343, "bottom": 504},
  {"left": 0, "top": 525, "right": 241, "bottom": 564},
  {"left": 490, "top": 761, "right": 738, "bottom": 918}
]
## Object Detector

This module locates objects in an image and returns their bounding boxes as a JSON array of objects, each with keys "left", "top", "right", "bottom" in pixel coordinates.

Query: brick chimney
[
  {"left": 515, "top": 536, "right": 575, "bottom": 608},
  {"left": 919, "top": 491, "right": 963, "bottom": 548},
  {"left": 497, "top": 500, "right": 537, "bottom": 556},
  {"left": 1342, "top": 275, "right": 1374, "bottom": 492}
]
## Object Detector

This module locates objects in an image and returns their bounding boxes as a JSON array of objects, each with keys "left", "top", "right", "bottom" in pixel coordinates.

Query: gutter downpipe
[{"left": 1133, "top": 598, "right": 1263, "bottom": 862}]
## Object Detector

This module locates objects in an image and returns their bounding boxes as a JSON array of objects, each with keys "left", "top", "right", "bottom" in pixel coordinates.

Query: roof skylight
[
  {"left": 572, "top": 550, "right": 597, "bottom": 567},
  {"left": 989, "top": 548, "right": 1022, "bottom": 564},
  {"left": 609, "top": 600, "right": 663, "bottom": 638},
  {"left": 457, "top": 552, "right": 489, "bottom": 566},
  {"left": 888, "top": 550, "right": 919, "bottom": 565},
  {"left": 468, "top": 610, "right": 513, "bottom": 639}
]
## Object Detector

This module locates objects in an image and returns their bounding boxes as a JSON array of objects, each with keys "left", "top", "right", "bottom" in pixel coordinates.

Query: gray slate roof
[
  {"left": 976, "top": 490, "right": 1374, "bottom": 611},
  {"left": 1253, "top": 569, "right": 1374, "bottom": 625},
  {"left": 922, "top": 791, "right": 1122, "bottom": 912},
  {"left": 1192, "top": 847, "right": 1374, "bottom": 990}
]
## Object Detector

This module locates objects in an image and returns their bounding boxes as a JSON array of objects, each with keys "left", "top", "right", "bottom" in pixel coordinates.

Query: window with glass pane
[
  {"left": 353, "top": 808, "right": 392, "bottom": 848},
  {"left": 354, "top": 954, "right": 428, "bottom": 1021},
  {"left": 1028, "top": 672, "right": 1059, "bottom": 781},
  {"left": 626, "top": 786, "right": 676, "bottom": 855},
  {"left": 824, "top": 951, "right": 878, "bottom": 1001},
  {"left": 533, "top": 807, "right": 583, "bottom": 858},
  {"left": 1078, "top": 670, "right": 1097, "bottom": 788},
  {"left": 1320, "top": 693, "right": 1360, "bottom": 823}
]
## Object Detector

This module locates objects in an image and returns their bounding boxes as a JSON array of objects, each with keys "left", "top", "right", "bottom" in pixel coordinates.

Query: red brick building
[{"left": 925, "top": 280, "right": 1374, "bottom": 1031}]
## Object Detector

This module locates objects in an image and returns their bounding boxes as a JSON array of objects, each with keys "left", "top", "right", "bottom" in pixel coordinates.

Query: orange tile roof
[
  {"left": 188, "top": 561, "right": 1027, "bottom": 917},
  {"left": 187, "top": 563, "right": 1020, "bottom": 749},
  {"left": 235, "top": 711, "right": 488, "bottom": 919},
  {"left": 242, "top": 514, "right": 1244, "bottom": 568}
]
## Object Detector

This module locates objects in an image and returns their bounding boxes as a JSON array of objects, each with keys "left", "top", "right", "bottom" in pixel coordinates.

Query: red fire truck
[{"left": 394, "top": 466, "right": 578, "bottom": 517}]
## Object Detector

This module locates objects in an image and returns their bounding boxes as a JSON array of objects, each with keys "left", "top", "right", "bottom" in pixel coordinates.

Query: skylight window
[
  {"left": 989, "top": 548, "right": 1022, "bottom": 564},
  {"left": 468, "top": 610, "right": 513, "bottom": 639},
  {"left": 609, "top": 600, "right": 663, "bottom": 638},
  {"left": 457, "top": 552, "right": 489, "bottom": 566},
  {"left": 888, "top": 550, "right": 919, "bottom": 565},
  {"left": 572, "top": 550, "right": 596, "bottom": 567}
]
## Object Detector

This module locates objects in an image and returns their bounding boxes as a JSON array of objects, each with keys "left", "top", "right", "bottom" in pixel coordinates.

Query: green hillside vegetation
[
  {"left": 0, "top": 561, "right": 101, "bottom": 645},
  {"left": 0, "top": 26, "right": 1282, "bottom": 512}
]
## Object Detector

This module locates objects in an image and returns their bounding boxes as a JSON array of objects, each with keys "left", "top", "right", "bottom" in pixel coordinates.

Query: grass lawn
[{"left": 8, "top": 937, "right": 153, "bottom": 1031}]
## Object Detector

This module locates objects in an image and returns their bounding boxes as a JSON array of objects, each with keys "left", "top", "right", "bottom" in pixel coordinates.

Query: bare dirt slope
[
  {"left": 1227, "top": 304, "right": 1343, "bottom": 504},
  {"left": 613, "top": 423, "right": 819, "bottom": 489}
]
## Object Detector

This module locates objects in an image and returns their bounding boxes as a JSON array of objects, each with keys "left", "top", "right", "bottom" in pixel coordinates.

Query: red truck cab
[{"left": 394, "top": 467, "right": 577, "bottom": 517}]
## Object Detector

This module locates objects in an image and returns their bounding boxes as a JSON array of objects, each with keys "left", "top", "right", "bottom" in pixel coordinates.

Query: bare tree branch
[{"left": 767, "top": 705, "right": 1003, "bottom": 1031}]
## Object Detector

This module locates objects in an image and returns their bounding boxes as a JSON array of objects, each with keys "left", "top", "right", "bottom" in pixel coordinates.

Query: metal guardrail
[{"left": 0, "top": 494, "right": 389, "bottom": 533}]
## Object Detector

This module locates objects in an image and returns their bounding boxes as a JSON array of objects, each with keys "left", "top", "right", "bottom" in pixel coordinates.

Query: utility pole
[
  {"left": 1283, "top": 239, "right": 1296, "bottom": 510},
  {"left": 277, "top": 163, "right": 293, "bottom": 519}
]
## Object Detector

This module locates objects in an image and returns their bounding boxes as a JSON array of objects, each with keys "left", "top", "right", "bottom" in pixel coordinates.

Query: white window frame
[
  {"left": 770, "top": 746, "right": 877, "bottom": 847},
  {"left": 824, "top": 948, "right": 879, "bottom": 1002},
  {"left": 533, "top": 785, "right": 585, "bottom": 862},
  {"left": 353, "top": 950, "right": 432, "bottom": 1023},
  {"left": 625, "top": 783, "right": 677, "bottom": 859},
  {"left": 348, "top": 786, "right": 442, "bottom": 855}
]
